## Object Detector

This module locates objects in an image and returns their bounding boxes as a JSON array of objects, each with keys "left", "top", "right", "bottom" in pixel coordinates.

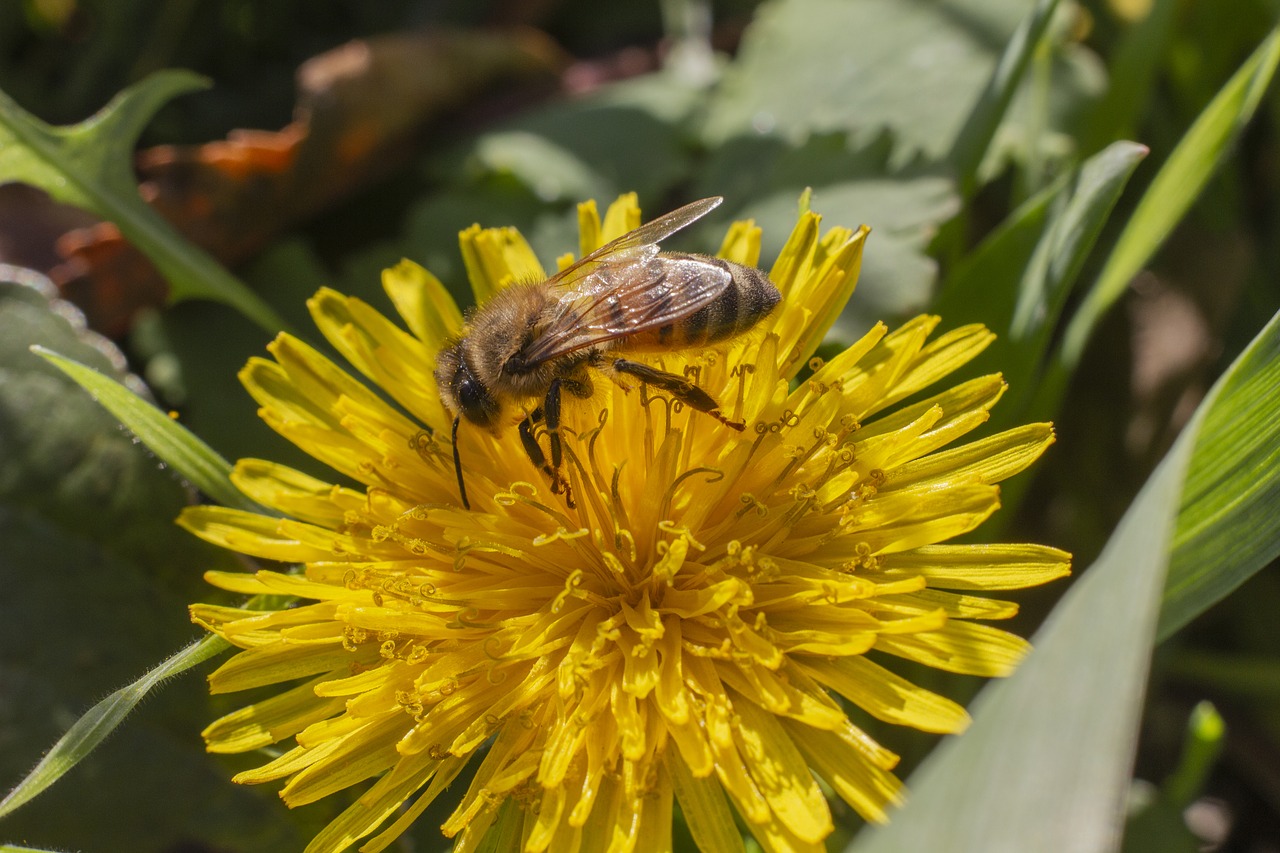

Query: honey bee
[{"left": 435, "top": 196, "right": 781, "bottom": 508}]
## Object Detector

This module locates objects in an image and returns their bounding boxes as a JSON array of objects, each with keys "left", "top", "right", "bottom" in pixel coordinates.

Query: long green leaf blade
[
  {"left": 1079, "top": 0, "right": 1179, "bottom": 153},
  {"left": 948, "top": 0, "right": 1061, "bottom": 198},
  {"left": 0, "top": 636, "right": 228, "bottom": 820},
  {"left": 33, "top": 346, "right": 261, "bottom": 513},
  {"left": 995, "top": 141, "right": 1146, "bottom": 427},
  {"left": 1159, "top": 308, "right": 1280, "bottom": 637},
  {"left": 939, "top": 142, "right": 1146, "bottom": 437},
  {"left": 0, "top": 72, "right": 287, "bottom": 332},
  {"left": 1058, "top": 26, "right": 1280, "bottom": 372}
]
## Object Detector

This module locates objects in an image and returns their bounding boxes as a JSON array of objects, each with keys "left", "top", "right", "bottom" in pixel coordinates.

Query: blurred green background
[{"left": 1, "top": 0, "right": 1279, "bottom": 850}]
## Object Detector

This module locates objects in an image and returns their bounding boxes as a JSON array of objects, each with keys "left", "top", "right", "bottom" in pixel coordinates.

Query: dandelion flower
[{"left": 183, "top": 193, "right": 1071, "bottom": 853}]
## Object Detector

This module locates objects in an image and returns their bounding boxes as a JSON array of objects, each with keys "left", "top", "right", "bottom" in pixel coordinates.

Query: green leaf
[
  {"left": 939, "top": 141, "right": 1146, "bottom": 428},
  {"left": 1121, "top": 796, "right": 1201, "bottom": 853},
  {"left": 0, "top": 279, "right": 224, "bottom": 573},
  {"left": 1159, "top": 307, "right": 1280, "bottom": 637},
  {"left": 0, "top": 72, "right": 287, "bottom": 332},
  {"left": 693, "top": 133, "right": 958, "bottom": 336},
  {"left": 702, "top": 0, "right": 1029, "bottom": 164},
  {"left": 1079, "top": 0, "right": 1179, "bottom": 154},
  {"left": 1162, "top": 702, "right": 1225, "bottom": 810},
  {"left": 851, "top": 301, "right": 1280, "bottom": 852},
  {"left": 1165, "top": 651, "right": 1280, "bottom": 699},
  {"left": 1058, "top": 25, "right": 1280, "bottom": 373},
  {"left": 152, "top": 243, "right": 337, "bottom": 476},
  {"left": 0, "top": 508, "right": 302, "bottom": 849},
  {"left": 431, "top": 69, "right": 703, "bottom": 209},
  {"left": 949, "top": 0, "right": 1061, "bottom": 197},
  {"left": 0, "top": 635, "right": 228, "bottom": 820},
  {"left": 34, "top": 346, "right": 261, "bottom": 513},
  {"left": 1007, "top": 143, "right": 1147, "bottom": 343},
  {"left": 935, "top": 172, "right": 1062, "bottom": 333}
]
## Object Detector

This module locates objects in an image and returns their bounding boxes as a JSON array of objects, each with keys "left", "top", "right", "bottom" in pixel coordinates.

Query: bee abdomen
[{"left": 662, "top": 259, "right": 780, "bottom": 347}]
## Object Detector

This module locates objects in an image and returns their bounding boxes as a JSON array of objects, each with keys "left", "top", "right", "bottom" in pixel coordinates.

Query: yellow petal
[
  {"left": 797, "top": 655, "right": 970, "bottom": 734},
  {"left": 665, "top": 749, "right": 745, "bottom": 853},
  {"left": 361, "top": 754, "right": 469, "bottom": 852},
  {"left": 629, "top": 760, "right": 674, "bottom": 853},
  {"left": 308, "top": 287, "right": 449, "bottom": 430},
  {"left": 300, "top": 750, "right": 443, "bottom": 852},
  {"left": 879, "top": 543, "right": 1073, "bottom": 590},
  {"left": 601, "top": 192, "right": 640, "bottom": 242},
  {"left": 282, "top": 713, "right": 406, "bottom": 806},
  {"left": 728, "top": 695, "right": 835, "bottom": 843},
  {"left": 889, "top": 423, "right": 1056, "bottom": 490},
  {"left": 578, "top": 198, "right": 602, "bottom": 256},
  {"left": 716, "top": 219, "right": 762, "bottom": 267},
  {"left": 202, "top": 674, "right": 347, "bottom": 753},
  {"left": 875, "top": 619, "right": 1031, "bottom": 676},
  {"left": 458, "top": 223, "right": 546, "bottom": 304},
  {"left": 784, "top": 719, "right": 903, "bottom": 824},
  {"left": 782, "top": 224, "right": 869, "bottom": 379},
  {"left": 381, "top": 259, "right": 463, "bottom": 348},
  {"left": 879, "top": 323, "right": 996, "bottom": 409},
  {"left": 208, "top": 642, "right": 380, "bottom": 693},
  {"left": 229, "top": 459, "right": 360, "bottom": 527},
  {"left": 768, "top": 210, "right": 820, "bottom": 296},
  {"left": 178, "top": 507, "right": 339, "bottom": 563}
]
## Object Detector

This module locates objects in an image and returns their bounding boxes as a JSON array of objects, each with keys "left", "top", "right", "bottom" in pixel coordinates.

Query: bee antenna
[{"left": 451, "top": 415, "right": 470, "bottom": 510}]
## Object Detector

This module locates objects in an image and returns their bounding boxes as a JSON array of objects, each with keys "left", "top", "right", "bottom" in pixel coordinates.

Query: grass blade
[
  {"left": 948, "top": 0, "right": 1061, "bottom": 198},
  {"left": 1058, "top": 26, "right": 1280, "bottom": 373},
  {"left": 0, "top": 636, "right": 228, "bottom": 819},
  {"left": 33, "top": 346, "right": 261, "bottom": 513},
  {"left": 1159, "top": 308, "right": 1280, "bottom": 637}
]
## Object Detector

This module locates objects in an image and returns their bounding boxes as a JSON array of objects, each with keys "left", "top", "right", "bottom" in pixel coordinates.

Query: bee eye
[
  {"left": 455, "top": 371, "right": 500, "bottom": 427},
  {"left": 457, "top": 377, "right": 485, "bottom": 408}
]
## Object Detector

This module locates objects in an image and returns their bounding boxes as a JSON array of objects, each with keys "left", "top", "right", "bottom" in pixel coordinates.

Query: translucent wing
[
  {"left": 516, "top": 197, "right": 729, "bottom": 367},
  {"left": 544, "top": 196, "right": 724, "bottom": 294},
  {"left": 519, "top": 254, "right": 732, "bottom": 367}
]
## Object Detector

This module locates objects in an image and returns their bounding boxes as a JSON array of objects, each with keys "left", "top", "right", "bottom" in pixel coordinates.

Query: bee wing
[
  {"left": 519, "top": 254, "right": 732, "bottom": 367},
  {"left": 543, "top": 196, "right": 724, "bottom": 293}
]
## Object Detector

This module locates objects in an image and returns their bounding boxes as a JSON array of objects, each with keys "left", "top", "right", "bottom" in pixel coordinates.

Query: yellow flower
[{"left": 183, "top": 194, "right": 1070, "bottom": 853}]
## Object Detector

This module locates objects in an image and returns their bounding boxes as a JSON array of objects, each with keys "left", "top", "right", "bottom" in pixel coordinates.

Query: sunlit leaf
[
  {"left": 1160, "top": 308, "right": 1280, "bottom": 637},
  {"left": 940, "top": 141, "right": 1146, "bottom": 428},
  {"left": 0, "top": 72, "right": 286, "bottom": 332},
  {"left": 702, "top": 0, "right": 1028, "bottom": 164},
  {"left": 1057, "top": 25, "right": 1280, "bottom": 372}
]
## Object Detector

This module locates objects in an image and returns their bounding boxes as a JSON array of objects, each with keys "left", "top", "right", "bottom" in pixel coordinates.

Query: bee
[{"left": 435, "top": 196, "right": 781, "bottom": 509}]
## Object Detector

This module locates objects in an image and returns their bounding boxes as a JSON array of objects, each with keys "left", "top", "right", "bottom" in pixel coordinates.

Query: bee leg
[
  {"left": 518, "top": 413, "right": 553, "bottom": 480},
  {"left": 611, "top": 358, "right": 745, "bottom": 431},
  {"left": 542, "top": 379, "right": 576, "bottom": 506}
]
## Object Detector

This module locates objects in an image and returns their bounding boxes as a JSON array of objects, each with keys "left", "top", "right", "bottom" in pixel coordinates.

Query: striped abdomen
[{"left": 637, "top": 253, "right": 781, "bottom": 350}]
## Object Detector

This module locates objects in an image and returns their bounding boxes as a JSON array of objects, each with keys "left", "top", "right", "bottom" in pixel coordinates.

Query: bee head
[{"left": 436, "top": 342, "right": 501, "bottom": 429}]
